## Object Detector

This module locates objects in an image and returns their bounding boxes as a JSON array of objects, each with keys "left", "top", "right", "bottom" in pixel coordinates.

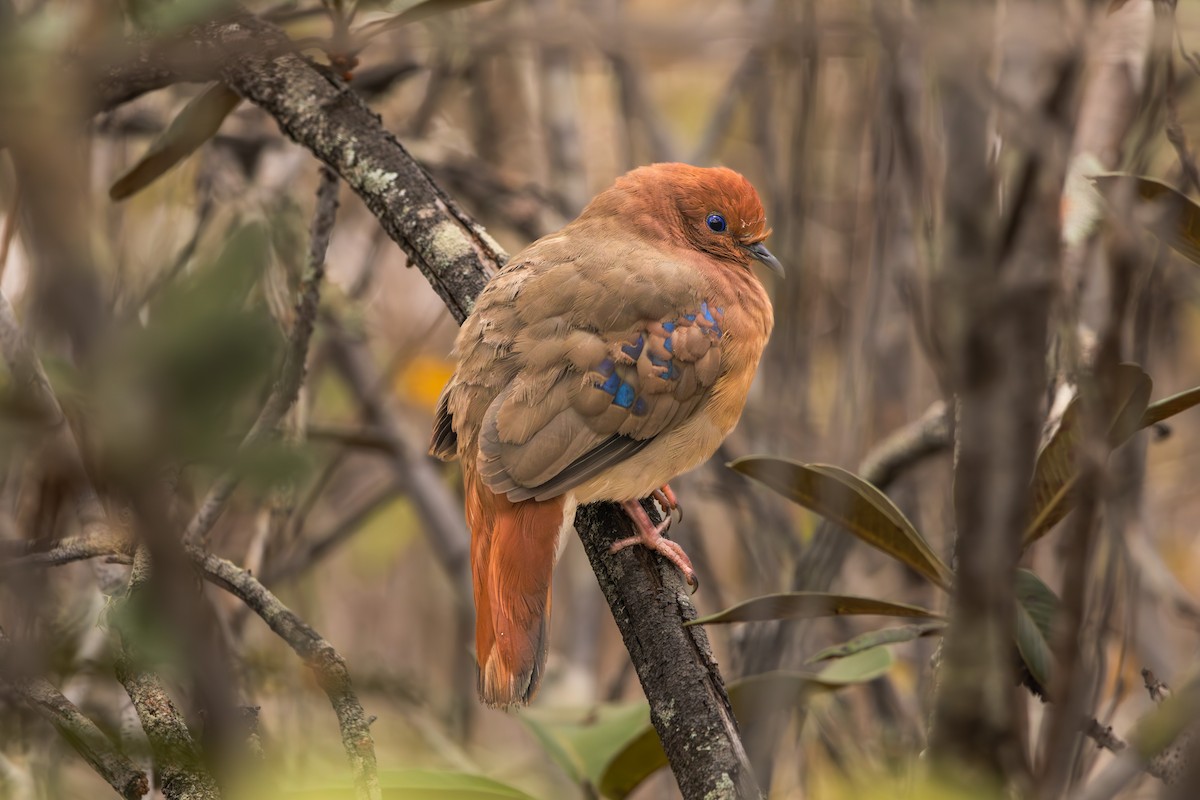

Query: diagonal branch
[
  {"left": 188, "top": 547, "right": 380, "bottom": 800},
  {"left": 0, "top": 629, "right": 149, "bottom": 800},
  {"left": 200, "top": 9, "right": 759, "bottom": 798}
]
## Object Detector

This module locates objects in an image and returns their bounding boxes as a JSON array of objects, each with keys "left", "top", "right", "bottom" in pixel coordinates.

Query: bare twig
[
  {"left": 0, "top": 532, "right": 134, "bottom": 571},
  {"left": 263, "top": 478, "right": 405, "bottom": 585},
  {"left": 190, "top": 547, "right": 381, "bottom": 800},
  {"left": 183, "top": 166, "right": 338, "bottom": 547},
  {"left": 0, "top": 630, "right": 149, "bottom": 800},
  {"left": 1084, "top": 718, "right": 1127, "bottom": 754}
]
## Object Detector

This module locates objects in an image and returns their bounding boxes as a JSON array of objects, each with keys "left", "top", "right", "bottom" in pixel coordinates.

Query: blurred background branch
[{"left": 2, "top": 0, "right": 1200, "bottom": 799}]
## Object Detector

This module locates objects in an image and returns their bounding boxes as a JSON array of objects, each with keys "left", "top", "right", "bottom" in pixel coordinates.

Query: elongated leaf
[
  {"left": 285, "top": 769, "right": 537, "bottom": 799},
  {"left": 1092, "top": 174, "right": 1200, "bottom": 266},
  {"left": 518, "top": 703, "right": 647, "bottom": 788},
  {"left": 1024, "top": 364, "right": 1152, "bottom": 548},
  {"left": 805, "top": 621, "right": 946, "bottom": 663},
  {"left": 597, "top": 650, "right": 893, "bottom": 799},
  {"left": 730, "top": 458, "right": 952, "bottom": 589},
  {"left": 688, "top": 592, "right": 942, "bottom": 627},
  {"left": 109, "top": 82, "right": 242, "bottom": 200},
  {"left": 354, "top": 0, "right": 494, "bottom": 41},
  {"left": 1141, "top": 385, "right": 1200, "bottom": 428},
  {"left": 1014, "top": 569, "right": 1059, "bottom": 697}
]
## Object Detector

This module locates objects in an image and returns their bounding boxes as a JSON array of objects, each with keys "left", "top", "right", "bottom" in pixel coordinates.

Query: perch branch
[{"left": 177, "top": 9, "right": 759, "bottom": 797}]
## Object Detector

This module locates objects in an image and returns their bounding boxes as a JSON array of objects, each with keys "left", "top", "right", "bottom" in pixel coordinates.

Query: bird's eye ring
[{"left": 706, "top": 214, "right": 727, "bottom": 233}]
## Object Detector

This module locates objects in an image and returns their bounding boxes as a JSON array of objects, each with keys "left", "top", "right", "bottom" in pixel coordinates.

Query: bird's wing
[{"left": 435, "top": 243, "right": 727, "bottom": 502}]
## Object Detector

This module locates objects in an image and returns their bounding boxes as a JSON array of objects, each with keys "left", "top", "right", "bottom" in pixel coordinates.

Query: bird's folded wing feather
[{"left": 432, "top": 243, "right": 728, "bottom": 502}]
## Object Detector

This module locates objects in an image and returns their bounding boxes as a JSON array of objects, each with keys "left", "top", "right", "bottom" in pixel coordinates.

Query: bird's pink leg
[
  {"left": 611, "top": 499, "right": 698, "bottom": 590},
  {"left": 651, "top": 484, "right": 682, "bottom": 523}
]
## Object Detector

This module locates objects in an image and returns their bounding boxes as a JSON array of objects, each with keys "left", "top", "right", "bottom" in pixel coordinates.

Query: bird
[{"left": 429, "top": 162, "right": 781, "bottom": 707}]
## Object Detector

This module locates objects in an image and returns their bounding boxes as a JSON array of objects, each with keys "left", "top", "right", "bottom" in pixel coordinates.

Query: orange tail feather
[{"left": 465, "top": 465, "right": 567, "bottom": 707}]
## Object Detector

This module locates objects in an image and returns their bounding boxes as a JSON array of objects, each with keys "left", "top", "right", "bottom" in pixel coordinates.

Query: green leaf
[
  {"left": 805, "top": 621, "right": 947, "bottom": 663},
  {"left": 730, "top": 458, "right": 952, "bottom": 589},
  {"left": 1141, "top": 385, "right": 1200, "bottom": 428},
  {"left": 283, "top": 770, "right": 537, "bottom": 799},
  {"left": 1014, "top": 569, "right": 1059, "bottom": 696},
  {"left": 109, "top": 82, "right": 241, "bottom": 200},
  {"left": 1024, "top": 364, "right": 1152, "bottom": 548},
  {"left": 688, "top": 591, "right": 942, "bottom": 627},
  {"left": 1091, "top": 174, "right": 1200, "bottom": 266},
  {"left": 518, "top": 703, "right": 648, "bottom": 789},
  {"left": 597, "top": 650, "right": 893, "bottom": 799}
]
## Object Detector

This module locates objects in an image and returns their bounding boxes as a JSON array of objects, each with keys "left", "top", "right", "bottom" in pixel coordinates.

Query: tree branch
[
  {"left": 206, "top": 13, "right": 502, "bottom": 323},
  {"left": 189, "top": 547, "right": 380, "bottom": 800},
  {"left": 0, "top": 630, "right": 149, "bottom": 800},
  {"left": 195, "top": 9, "right": 759, "bottom": 797},
  {"left": 112, "top": 550, "right": 220, "bottom": 800}
]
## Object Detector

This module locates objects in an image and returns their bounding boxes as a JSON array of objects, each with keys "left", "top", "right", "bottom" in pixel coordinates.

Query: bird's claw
[
  {"left": 651, "top": 484, "right": 683, "bottom": 524},
  {"left": 614, "top": 498, "right": 698, "bottom": 592}
]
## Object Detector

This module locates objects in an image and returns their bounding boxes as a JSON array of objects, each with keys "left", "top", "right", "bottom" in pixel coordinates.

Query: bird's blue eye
[{"left": 706, "top": 214, "right": 727, "bottom": 233}]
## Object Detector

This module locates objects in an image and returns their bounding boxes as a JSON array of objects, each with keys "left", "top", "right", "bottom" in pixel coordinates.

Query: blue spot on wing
[
  {"left": 599, "top": 372, "right": 620, "bottom": 394},
  {"left": 662, "top": 321, "right": 676, "bottom": 332},
  {"left": 649, "top": 353, "right": 671, "bottom": 368},
  {"left": 621, "top": 336, "right": 644, "bottom": 360},
  {"left": 596, "top": 358, "right": 615, "bottom": 377},
  {"left": 614, "top": 382, "right": 636, "bottom": 409},
  {"left": 701, "top": 302, "right": 714, "bottom": 324},
  {"left": 664, "top": 336, "right": 673, "bottom": 353},
  {"left": 632, "top": 397, "right": 647, "bottom": 416},
  {"left": 684, "top": 314, "right": 696, "bottom": 322}
]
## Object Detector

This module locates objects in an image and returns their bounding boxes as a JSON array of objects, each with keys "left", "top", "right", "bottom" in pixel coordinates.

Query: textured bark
[
  {"left": 203, "top": 14, "right": 501, "bottom": 324},
  {"left": 87, "top": 10, "right": 763, "bottom": 797},
  {"left": 194, "top": 549, "right": 381, "bottom": 800},
  {"left": 0, "top": 632, "right": 148, "bottom": 799},
  {"left": 576, "top": 503, "right": 762, "bottom": 800}
]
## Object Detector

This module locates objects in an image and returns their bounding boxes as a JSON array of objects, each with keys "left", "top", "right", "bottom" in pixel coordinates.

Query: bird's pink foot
[
  {"left": 612, "top": 499, "right": 698, "bottom": 591},
  {"left": 651, "top": 484, "right": 682, "bottom": 523}
]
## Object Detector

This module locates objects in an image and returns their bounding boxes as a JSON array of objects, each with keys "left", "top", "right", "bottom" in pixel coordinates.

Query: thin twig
[
  {"left": 190, "top": 547, "right": 381, "bottom": 800},
  {"left": 263, "top": 478, "right": 405, "bottom": 585},
  {"left": 183, "top": 167, "right": 338, "bottom": 547},
  {"left": 0, "top": 532, "right": 134, "bottom": 571}
]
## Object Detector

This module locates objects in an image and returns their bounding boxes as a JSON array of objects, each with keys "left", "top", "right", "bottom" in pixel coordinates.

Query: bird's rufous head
[{"left": 581, "top": 162, "right": 783, "bottom": 276}]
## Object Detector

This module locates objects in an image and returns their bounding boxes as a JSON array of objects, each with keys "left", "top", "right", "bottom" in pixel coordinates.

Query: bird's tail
[{"left": 464, "top": 463, "right": 567, "bottom": 707}]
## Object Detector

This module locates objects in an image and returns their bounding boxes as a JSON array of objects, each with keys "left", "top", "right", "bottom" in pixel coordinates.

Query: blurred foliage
[{"left": 2, "top": 0, "right": 1200, "bottom": 799}]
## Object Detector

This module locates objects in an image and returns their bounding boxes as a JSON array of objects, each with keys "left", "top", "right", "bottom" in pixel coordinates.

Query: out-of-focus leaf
[
  {"left": 597, "top": 650, "right": 893, "bottom": 799},
  {"left": 1092, "top": 174, "right": 1200, "bottom": 266},
  {"left": 519, "top": 702, "right": 647, "bottom": 788},
  {"left": 688, "top": 592, "right": 942, "bottom": 627},
  {"left": 354, "top": 0, "right": 494, "bottom": 41},
  {"left": 109, "top": 82, "right": 241, "bottom": 200},
  {"left": 730, "top": 458, "right": 952, "bottom": 589},
  {"left": 96, "top": 224, "right": 279, "bottom": 465},
  {"left": 805, "top": 621, "right": 947, "bottom": 663},
  {"left": 1140, "top": 385, "right": 1200, "bottom": 428},
  {"left": 1024, "top": 364, "right": 1152, "bottom": 548},
  {"left": 1014, "top": 569, "right": 1059, "bottom": 697},
  {"left": 284, "top": 769, "right": 537, "bottom": 799}
]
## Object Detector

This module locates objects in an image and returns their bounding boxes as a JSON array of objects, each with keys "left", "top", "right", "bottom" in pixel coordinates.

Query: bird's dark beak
[{"left": 745, "top": 241, "right": 784, "bottom": 277}]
